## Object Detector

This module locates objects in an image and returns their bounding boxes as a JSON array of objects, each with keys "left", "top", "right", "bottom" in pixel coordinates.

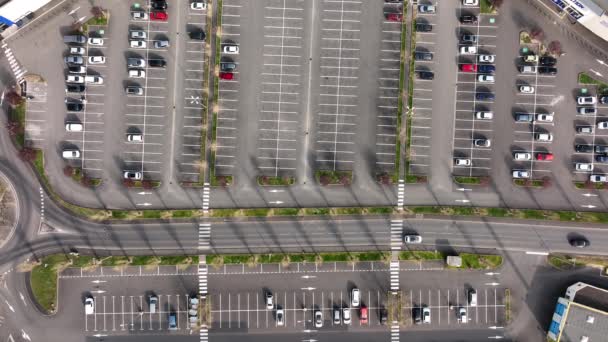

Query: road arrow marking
[
  {"left": 581, "top": 204, "right": 596, "bottom": 209},
  {"left": 137, "top": 192, "right": 151, "bottom": 195},
  {"left": 4, "top": 300, "right": 14, "bottom": 312},
  {"left": 91, "top": 280, "right": 107, "bottom": 284},
  {"left": 582, "top": 193, "right": 598, "bottom": 197},
  {"left": 19, "top": 292, "right": 26, "bottom": 306},
  {"left": 136, "top": 203, "right": 152, "bottom": 206},
  {"left": 484, "top": 282, "right": 500, "bottom": 286},
  {"left": 91, "top": 290, "right": 106, "bottom": 294},
  {"left": 301, "top": 275, "right": 316, "bottom": 279},
  {"left": 68, "top": 7, "right": 80, "bottom": 15},
  {"left": 590, "top": 69, "right": 603, "bottom": 77},
  {"left": 301, "top": 287, "right": 316, "bottom": 291}
]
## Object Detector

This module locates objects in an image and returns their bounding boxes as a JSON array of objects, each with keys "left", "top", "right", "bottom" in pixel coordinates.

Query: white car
[
  {"left": 64, "top": 55, "right": 84, "bottom": 64},
  {"left": 535, "top": 133, "right": 553, "bottom": 142},
  {"left": 462, "top": 0, "right": 479, "bottom": 5},
  {"left": 590, "top": 174, "right": 607, "bottom": 183},
  {"left": 519, "top": 85, "right": 535, "bottom": 93},
  {"left": 535, "top": 113, "right": 554, "bottom": 122},
  {"left": 62, "top": 149, "right": 80, "bottom": 159},
  {"left": 403, "top": 234, "right": 422, "bottom": 244},
  {"left": 276, "top": 308, "right": 284, "bottom": 326},
  {"left": 460, "top": 46, "right": 477, "bottom": 55},
  {"left": 88, "top": 37, "right": 104, "bottom": 46},
  {"left": 512, "top": 170, "right": 530, "bottom": 179},
  {"left": 266, "top": 293, "right": 273, "bottom": 310},
  {"left": 422, "top": 307, "right": 431, "bottom": 323},
  {"left": 514, "top": 152, "right": 532, "bottom": 161},
  {"left": 191, "top": 1, "right": 207, "bottom": 10},
  {"left": 85, "top": 297, "right": 95, "bottom": 315},
  {"left": 223, "top": 44, "right": 239, "bottom": 54},
  {"left": 130, "top": 30, "right": 147, "bottom": 39},
  {"left": 577, "top": 96, "right": 597, "bottom": 105},
  {"left": 342, "top": 308, "right": 351, "bottom": 325},
  {"left": 478, "top": 75, "right": 494, "bottom": 83},
  {"left": 473, "top": 139, "right": 490, "bottom": 147},
  {"left": 519, "top": 65, "right": 537, "bottom": 74},
  {"left": 66, "top": 75, "right": 84, "bottom": 83},
  {"left": 478, "top": 54, "right": 495, "bottom": 63},
  {"left": 85, "top": 75, "right": 103, "bottom": 84},
  {"left": 459, "top": 307, "right": 468, "bottom": 323},
  {"left": 126, "top": 133, "right": 143, "bottom": 142},
  {"left": 454, "top": 158, "right": 471, "bottom": 166},
  {"left": 88, "top": 56, "right": 106, "bottom": 64},
  {"left": 598, "top": 121, "right": 608, "bottom": 129},
  {"left": 70, "top": 47, "right": 85, "bottom": 55},
  {"left": 129, "top": 69, "right": 145, "bottom": 78},
  {"left": 418, "top": 5, "right": 436, "bottom": 13},
  {"left": 576, "top": 163, "right": 594, "bottom": 171},
  {"left": 123, "top": 171, "right": 143, "bottom": 180},
  {"left": 314, "top": 310, "right": 323, "bottom": 328},
  {"left": 351, "top": 288, "right": 360, "bottom": 307},
  {"left": 130, "top": 40, "right": 147, "bottom": 49},
  {"left": 132, "top": 11, "right": 148, "bottom": 20},
  {"left": 475, "top": 111, "right": 493, "bottom": 120},
  {"left": 65, "top": 123, "right": 83, "bottom": 132}
]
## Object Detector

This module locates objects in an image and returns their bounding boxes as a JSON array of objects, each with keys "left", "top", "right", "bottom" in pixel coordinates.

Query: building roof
[
  {"left": 572, "top": 283, "right": 608, "bottom": 313},
  {"left": 560, "top": 303, "right": 608, "bottom": 342},
  {"left": 0, "top": 0, "right": 52, "bottom": 22}
]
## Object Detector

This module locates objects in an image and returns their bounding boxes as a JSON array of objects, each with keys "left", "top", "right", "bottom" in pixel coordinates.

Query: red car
[
  {"left": 360, "top": 306, "right": 368, "bottom": 324},
  {"left": 460, "top": 64, "right": 478, "bottom": 72},
  {"left": 150, "top": 11, "right": 168, "bottom": 21},
  {"left": 386, "top": 13, "right": 403, "bottom": 22},
  {"left": 536, "top": 153, "right": 554, "bottom": 161},
  {"left": 219, "top": 72, "right": 233, "bottom": 80}
]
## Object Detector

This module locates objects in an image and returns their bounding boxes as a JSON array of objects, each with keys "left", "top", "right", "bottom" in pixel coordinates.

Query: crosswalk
[
  {"left": 390, "top": 261, "right": 400, "bottom": 293},
  {"left": 202, "top": 183, "right": 210, "bottom": 213},
  {"left": 199, "top": 256, "right": 208, "bottom": 298},
  {"left": 2, "top": 43, "right": 26, "bottom": 81},
  {"left": 390, "top": 220, "right": 402, "bottom": 250},
  {"left": 198, "top": 223, "right": 211, "bottom": 250},
  {"left": 397, "top": 179, "right": 405, "bottom": 209},
  {"left": 391, "top": 322, "right": 399, "bottom": 342}
]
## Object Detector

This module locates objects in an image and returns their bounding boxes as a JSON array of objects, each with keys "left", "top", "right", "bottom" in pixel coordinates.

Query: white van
[
  {"left": 468, "top": 289, "right": 478, "bottom": 307},
  {"left": 351, "top": 288, "right": 360, "bottom": 307}
]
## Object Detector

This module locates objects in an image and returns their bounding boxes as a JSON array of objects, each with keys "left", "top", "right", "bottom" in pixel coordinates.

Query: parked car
[
  {"left": 459, "top": 15, "right": 478, "bottom": 24},
  {"left": 538, "top": 66, "right": 558, "bottom": 75},
  {"left": 460, "top": 46, "right": 477, "bottom": 55},
  {"left": 460, "top": 64, "right": 477, "bottom": 72},
  {"left": 462, "top": 0, "right": 479, "bottom": 5},
  {"left": 403, "top": 234, "right": 422, "bottom": 243},
  {"left": 333, "top": 308, "right": 341, "bottom": 325},
  {"left": 473, "top": 139, "right": 491, "bottom": 147},
  {"left": 150, "top": 11, "right": 168, "bottom": 21},
  {"left": 458, "top": 307, "right": 467, "bottom": 323},
  {"left": 66, "top": 84, "right": 85, "bottom": 93},
  {"left": 418, "top": 4, "right": 436, "bottom": 13},
  {"left": 64, "top": 35, "right": 86, "bottom": 44},
  {"left": 168, "top": 312, "right": 177, "bottom": 330},
  {"left": 600, "top": 96, "right": 608, "bottom": 104},
  {"left": 343, "top": 308, "right": 351, "bottom": 325},
  {"left": 598, "top": 121, "right": 608, "bottom": 129},
  {"left": 62, "top": 149, "right": 80, "bottom": 159},
  {"left": 66, "top": 101, "right": 84, "bottom": 111},
  {"left": 219, "top": 72, "right": 234, "bottom": 80},
  {"left": 595, "top": 146, "right": 608, "bottom": 153},
  {"left": 123, "top": 171, "right": 143, "bottom": 180},
  {"left": 88, "top": 37, "right": 104, "bottom": 46},
  {"left": 515, "top": 113, "right": 534, "bottom": 122},
  {"left": 130, "top": 40, "right": 147, "bottom": 49},
  {"left": 387, "top": 13, "right": 403, "bottom": 22},
  {"left": 478, "top": 65, "right": 495, "bottom": 73},
  {"left": 460, "top": 34, "right": 477, "bottom": 43},
  {"left": 454, "top": 158, "right": 472, "bottom": 166},
  {"left": 68, "top": 65, "right": 86, "bottom": 74},
  {"left": 519, "top": 85, "right": 535, "bottom": 93},
  {"left": 266, "top": 293, "right": 273, "bottom": 309},
  {"left": 422, "top": 307, "right": 431, "bottom": 324},
  {"left": 129, "top": 69, "right": 146, "bottom": 78},
  {"left": 522, "top": 55, "right": 538, "bottom": 63},
  {"left": 512, "top": 170, "right": 530, "bottom": 179},
  {"left": 417, "top": 71, "right": 434, "bottom": 80},
  {"left": 359, "top": 306, "right": 368, "bottom": 324},
  {"left": 539, "top": 56, "right": 557, "bottom": 66},
  {"left": 518, "top": 65, "right": 537, "bottom": 74},
  {"left": 535, "top": 113, "right": 554, "bottom": 122},
  {"left": 130, "top": 30, "right": 147, "bottom": 39},
  {"left": 126, "top": 133, "right": 144, "bottom": 142},
  {"left": 478, "top": 74, "right": 494, "bottom": 83},
  {"left": 66, "top": 75, "right": 84, "bottom": 83},
  {"left": 149, "top": 59, "right": 166, "bottom": 68},
  {"left": 125, "top": 86, "right": 144, "bottom": 95},
  {"left": 351, "top": 288, "right": 360, "bottom": 307},
  {"left": 152, "top": 0, "right": 168, "bottom": 10},
  {"left": 276, "top": 308, "right": 284, "bottom": 326},
  {"left": 476, "top": 93, "right": 494, "bottom": 101},
  {"left": 469, "top": 289, "right": 478, "bottom": 306},
  {"left": 65, "top": 123, "right": 83, "bottom": 132},
  {"left": 596, "top": 155, "right": 608, "bottom": 163},
  {"left": 64, "top": 55, "right": 84, "bottom": 64},
  {"left": 478, "top": 54, "right": 495, "bottom": 63},
  {"left": 415, "top": 22, "right": 432, "bottom": 31},
  {"left": 314, "top": 310, "right": 323, "bottom": 328},
  {"left": 223, "top": 44, "right": 239, "bottom": 54},
  {"left": 131, "top": 11, "right": 148, "bottom": 20},
  {"left": 536, "top": 153, "right": 554, "bottom": 161},
  {"left": 475, "top": 111, "right": 493, "bottom": 120},
  {"left": 220, "top": 62, "right": 237, "bottom": 72},
  {"left": 154, "top": 40, "right": 169, "bottom": 48},
  {"left": 191, "top": 2, "right": 207, "bottom": 10},
  {"left": 413, "top": 308, "right": 422, "bottom": 324},
  {"left": 575, "top": 144, "right": 593, "bottom": 153},
  {"left": 69, "top": 47, "right": 85, "bottom": 55},
  {"left": 578, "top": 96, "right": 597, "bottom": 105},
  {"left": 513, "top": 152, "right": 531, "bottom": 161},
  {"left": 576, "top": 163, "right": 595, "bottom": 171},
  {"left": 535, "top": 133, "right": 553, "bottom": 142},
  {"left": 414, "top": 51, "right": 433, "bottom": 60},
  {"left": 577, "top": 125, "right": 594, "bottom": 134},
  {"left": 84, "top": 296, "right": 95, "bottom": 314},
  {"left": 88, "top": 56, "right": 106, "bottom": 64},
  {"left": 578, "top": 107, "right": 597, "bottom": 115},
  {"left": 85, "top": 75, "right": 103, "bottom": 84},
  {"left": 128, "top": 58, "right": 146, "bottom": 68},
  {"left": 589, "top": 174, "right": 607, "bottom": 183},
  {"left": 189, "top": 31, "right": 206, "bottom": 40}
]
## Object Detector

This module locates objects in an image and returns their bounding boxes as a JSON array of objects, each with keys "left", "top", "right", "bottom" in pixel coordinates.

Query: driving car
[
  {"left": 64, "top": 55, "right": 84, "bottom": 64},
  {"left": 88, "top": 56, "right": 106, "bottom": 64},
  {"left": 519, "top": 85, "right": 535, "bottom": 93},
  {"left": 474, "top": 139, "right": 491, "bottom": 147},
  {"left": 576, "top": 163, "right": 594, "bottom": 171},
  {"left": 403, "top": 234, "right": 422, "bottom": 244},
  {"left": 535, "top": 113, "right": 554, "bottom": 122},
  {"left": 343, "top": 308, "right": 351, "bottom": 325},
  {"left": 454, "top": 158, "right": 471, "bottom": 166},
  {"left": 460, "top": 46, "right": 477, "bottom": 55},
  {"left": 85, "top": 75, "right": 103, "bottom": 84},
  {"left": 128, "top": 58, "right": 146, "bottom": 68},
  {"left": 66, "top": 84, "right": 85, "bottom": 93},
  {"left": 85, "top": 297, "right": 95, "bottom": 315},
  {"left": 129, "top": 69, "right": 146, "bottom": 78},
  {"left": 150, "top": 11, "right": 168, "bottom": 21},
  {"left": 223, "top": 44, "right": 239, "bottom": 54},
  {"left": 590, "top": 174, "right": 607, "bottom": 183},
  {"left": 569, "top": 238, "right": 589, "bottom": 248},
  {"left": 131, "top": 11, "right": 148, "bottom": 20},
  {"left": 266, "top": 293, "right": 273, "bottom": 309},
  {"left": 276, "top": 308, "right": 284, "bottom": 326},
  {"left": 130, "top": 30, "right": 147, "bottom": 39},
  {"left": 314, "top": 310, "right": 323, "bottom": 328},
  {"left": 149, "top": 59, "right": 166, "bottom": 68},
  {"left": 219, "top": 72, "right": 234, "bottom": 80},
  {"left": 578, "top": 107, "right": 597, "bottom": 115},
  {"left": 123, "top": 171, "right": 143, "bottom": 180},
  {"left": 66, "top": 75, "right": 84, "bottom": 83},
  {"left": 478, "top": 74, "right": 494, "bottom": 83},
  {"left": 418, "top": 4, "right": 436, "bottom": 13},
  {"left": 189, "top": 31, "right": 206, "bottom": 40},
  {"left": 125, "top": 86, "right": 144, "bottom": 95},
  {"left": 422, "top": 307, "right": 431, "bottom": 324},
  {"left": 476, "top": 93, "right": 495, "bottom": 101},
  {"left": 578, "top": 96, "right": 597, "bottom": 105},
  {"left": 514, "top": 152, "right": 532, "bottom": 161},
  {"left": 459, "top": 15, "right": 478, "bottom": 24},
  {"left": 88, "top": 37, "right": 104, "bottom": 46},
  {"left": 512, "top": 170, "right": 530, "bottom": 179},
  {"left": 62, "top": 149, "right": 80, "bottom": 159},
  {"left": 577, "top": 125, "right": 594, "bottom": 134},
  {"left": 539, "top": 56, "right": 557, "bottom": 66},
  {"left": 154, "top": 40, "right": 169, "bottom": 48},
  {"left": 414, "top": 51, "right": 433, "bottom": 60},
  {"left": 535, "top": 133, "right": 553, "bottom": 142},
  {"left": 460, "top": 64, "right": 477, "bottom": 72},
  {"left": 70, "top": 47, "right": 85, "bottom": 55},
  {"left": 478, "top": 54, "right": 495, "bottom": 63},
  {"left": 191, "top": 2, "right": 207, "bottom": 10},
  {"left": 536, "top": 153, "right": 554, "bottom": 161},
  {"left": 130, "top": 40, "right": 147, "bottom": 48},
  {"left": 417, "top": 71, "right": 434, "bottom": 80},
  {"left": 360, "top": 306, "right": 368, "bottom": 324},
  {"left": 65, "top": 123, "right": 83, "bottom": 132},
  {"left": 476, "top": 111, "right": 493, "bottom": 120}
]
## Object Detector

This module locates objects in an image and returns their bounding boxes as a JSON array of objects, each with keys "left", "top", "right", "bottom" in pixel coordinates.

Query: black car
[
  {"left": 151, "top": 0, "right": 167, "bottom": 10},
  {"left": 66, "top": 102, "right": 84, "bottom": 112},
  {"left": 220, "top": 62, "right": 237, "bottom": 72},
  {"left": 148, "top": 59, "right": 167, "bottom": 68},
  {"left": 459, "top": 15, "right": 478, "bottom": 24},
  {"left": 460, "top": 34, "right": 477, "bottom": 43},
  {"left": 66, "top": 84, "right": 85, "bottom": 93},
  {"left": 596, "top": 155, "right": 608, "bottom": 163},
  {"left": 413, "top": 308, "right": 422, "bottom": 324},
  {"left": 538, "top": 66, "right": 557, "bottom": 75},
  {"left": 575, "top": 144, "right": 593, "bottom": 153},
  {"left": 414, "top": 52, "right": 433, "bottom": 61},
  {"left": 189, "top": 31, "right": 206, "bottom": 40},
  {"left": 600, "top": 96, "right": 608, "bottom": 104},
  {"left": 569, "top": 238, "right": 589, "bottom": 248},
  {"left": 478, "top": 65, "right": 495, "bottom": 74},
  {"left": 417, "top": 71, "right": 434, "bottom": 80},
  {"left": 539, "top": 56, "right": 557, "bottom": 66},
  {"left": 380, "top": 309, "right": 388, "bottom": 325},
  {"left": 415, "top": 22, "right": 432, "bottom": 32},
  {"left": 476, "top": 93, "right": 495, "bottom": 101}
]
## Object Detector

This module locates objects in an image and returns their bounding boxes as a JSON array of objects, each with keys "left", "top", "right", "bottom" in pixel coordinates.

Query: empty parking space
[
  {"left": 315, "top": 0, "right": 362, "bottom": 171},
  {"left": 177, "top": 1, "right": 208, "bottom": 183},
  {"left": 452, "top": 9, "right": 498, "bottom": 177},
  {"left": 256, "top": 0, "right": 305, "bottom": 177},
  {"left": 24, "top": 80, "right": 48, "bottom": 147}
]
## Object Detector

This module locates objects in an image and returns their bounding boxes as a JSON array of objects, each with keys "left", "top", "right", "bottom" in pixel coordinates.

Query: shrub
[
  {"left": 122, "top": 179, "right": 135, "bottom": 188},
  {"left": 63, "top": 165, "right": 74, "bottom": 177},
  {"left": 548, "top": 41, "right": 562, "bottom": 55},
  {"left": 19, "top": 147, "right": 37, "bottom": 161},
  {"left": 141, "top": 180, "right": 153, "bottom": 189}
]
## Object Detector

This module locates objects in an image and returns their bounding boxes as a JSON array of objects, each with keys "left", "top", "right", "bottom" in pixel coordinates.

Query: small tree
[
  {"left": 542, "top": 176, "right": 552, "bottom": 188},
  {"left": 548, "top": 40, "right": 562, "bottom": 55},
  {"left": 19, "top": 147, "right": 37, "bottom": 161},
  {"left": 479, "top": 176, "right": 491, "bottom": 187},
  {"left": 585, "top": 180, "right": 595, "bottom": 190},
  {"left": 5, "top": 91, "right": 23, "bottom": 106},
  {"left": 91, "top": 6, "right": 106, "bottom": 19},
  {"left": 81, "top": 175, "right": 93, "bottom": 187},
  {"left": 63, "top": 165, "right": 74, "bottom": 177},
  {"left": 530, "top": 27, "right": 544, "bottom": 41},
  {"left": 141, "top": 180, "right": 153, "bottom": 189},
  {"left": 339, "top": 174, "right": 351, "bottom": 186},
  {"left": 319, "top": 175, "right": 331, "bottom": 186},
  {"left": 6, "top": 121, "right": 22, "bottom": 137},
  {"left": 259, "top": 176, "right": 269, "bottom": 185},
  {"left": 378, "top": 173, "right": 391, "bottom": 185},
  {"left": 490, "top": 0, "right": 504, "bottom": 10},
  {"left": 217, "top": 176, "right": 229, "bottom": 187},
  {"left": 122, "top": 179, "right": 135, "bottom": 188}
]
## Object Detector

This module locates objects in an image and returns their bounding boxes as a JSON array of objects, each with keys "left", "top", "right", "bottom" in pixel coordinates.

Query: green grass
[
  {"left": 579, "top": 72, "right": 608, "bottom": 93},
  {"left": 574, "top": 181, "right": 586, "bottom": 189},
  {"left": 399, "top": 251, "right": 444, "bottom": 260},
  {"left": 480, "top": 0, "right": 496, "bottom": 14},
  {"left": 142, "top": 210, "right": 162, "bottom": 219},
  {"left": 366, "top": 207, "right": 394, "bottom": 214},
  {"left": 211, "top": 208, "right": 239, "bottom": 217},
  {"left": 111, "top": 210, "right": 129, "bottom": 219},
  {"left": 223, "top": 255, "right": 254, "bottom": 264},
  {"left": 101, "top": 256, "right": 130, "bottom": 267},
  {"left": 289, "top": 254, "right": 317, "bottom": 263},
  {"left": 548, "top": 255, "right": 584, "bottom": 269},
  {"left": 332, "top": 207, "right": 363, "bottom": 215},
  {"left": 172, "top": 210, "right": 194, "bottom": 218},
  {"left": 454, "top": 176, "right": 481, "bottom": 184},
  {"left": 130, "top": 256, "right": 159, "bottom": 266},
  {"left": 70, "top": 256, "right": 94, "bottom": 267},
  {"left": 320, "top": 253, "right": 350, "bottom": 262},
  {"left": 30, "top": 255, "right": 71, "bottom": 312},
  {"left": 302, "top": 208, "right": 330, "bottom": 215},
  {"left": 522, "top": 209, "right": 545, "bottom": 220},
  {"left": 404, "top": 14, "right": 416, "bottom": 182},
  {"left": 273, "top": 208, "right": 300, "bottom": 216},
  {"left": 159, "top": 256, "right": 193, "bottom": 265},
  {"left": 412, "top": 206, "right": 441, "bottom": 214},
  {"left": 488, "top": 208, "right": 509, "bottom": 217},
  {"left": 33, "top": 150, "right": 44, "bottom": 177},
  {"left": 460, "top": 254, "right": 502, "bottom": 269},
  {"left": 354, "top": 252, "right": 388, "bottom": 262},
  {"left": 557, "top": 211, "right": 577, "bottom": 221},
  {"left": 258, "top": 254, "right": 285, "bottom": 264},
  {"left": 257, "top": 176, "right": 295, "bottom": 186},
  {"left": 392, "top": 6, "right": 408, "bottom": 183},
  {"left": 242, "top": 208, "right": 271, "bottom": 217},
  {"left": 452, "top": 207, "right": 475, "bottom": 216},
  {"left": 10, "top": 103, "right": 26, "bottom": 148}
]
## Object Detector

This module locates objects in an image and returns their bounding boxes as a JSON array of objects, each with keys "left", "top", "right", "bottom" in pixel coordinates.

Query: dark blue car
[
  {"left": 476, "top": 93, "right": 495, "bottom": 101},
  {"left": 478, "top": 65, "right": 495, "bottom": 74}
]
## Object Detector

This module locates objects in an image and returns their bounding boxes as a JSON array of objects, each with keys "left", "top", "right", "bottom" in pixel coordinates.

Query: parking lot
[{"left": 452, "top": 4, "right": 498, "bottom": 177}]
